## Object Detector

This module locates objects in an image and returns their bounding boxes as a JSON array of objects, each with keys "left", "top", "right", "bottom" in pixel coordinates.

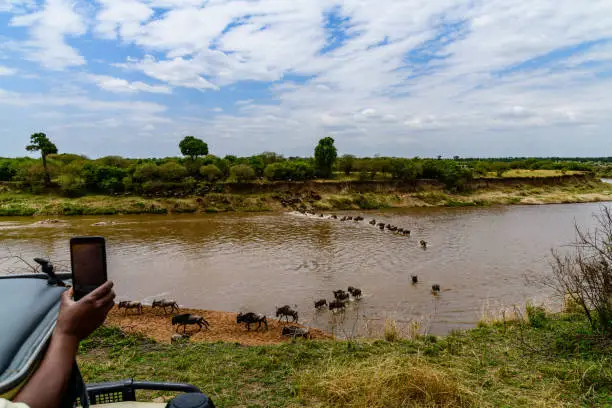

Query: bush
[
  {"left": 57, "top": 174, "right": 85, "bottom": 197},
  {"left": 526, "top": 302, "right": 547, "bottom": 328},
  {"left": 264, "top": 161, "right": 315, "bottom": 181},
  {"left": 199, "top": 164, "right": 223, "bottom": 182},
  {"left": 230, "top": 164, "right": 256, "bottom": 182},
  {"left": 158, "top": 162, "right": 187, "bottom": 181},
  {"left": 547, "top": 206, "right": 612, "bottom": 335},
  {"left": 133, "top": 163, "right": 158, "bottom": 181}
]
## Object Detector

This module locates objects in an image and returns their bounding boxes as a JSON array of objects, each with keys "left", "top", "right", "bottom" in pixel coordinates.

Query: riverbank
[
  {"left": 79, "top": 311, "right": 611, "bottom": 407},
  {"left": 1, "top": 178, "right": 611, "bottom": 216},
  {"left": 106, "top": 306, "right": 330, "bottom": 346}
]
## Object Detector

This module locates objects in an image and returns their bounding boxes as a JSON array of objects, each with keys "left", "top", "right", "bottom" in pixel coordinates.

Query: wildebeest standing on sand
[
  {"left": 172, "top": 313, "right": 210, "bottom": 332},
  {"left": 236, "top": 312, "right": 268, "bottom": 331},
  {"left": 117, "top": 301, "right": 142, "bottom": 315},
  {"left": 152, "top": 299, "right": 180, "bottom": 314}
]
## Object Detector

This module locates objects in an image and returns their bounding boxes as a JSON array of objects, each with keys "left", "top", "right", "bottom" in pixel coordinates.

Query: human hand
[{"left": 55, "top": 281, "right": 116, "bottom": 342}]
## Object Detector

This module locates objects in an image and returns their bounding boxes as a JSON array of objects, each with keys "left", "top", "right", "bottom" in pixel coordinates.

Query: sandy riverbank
[{"left": 106, "top": 306, "right": 331, "bottom": 346}]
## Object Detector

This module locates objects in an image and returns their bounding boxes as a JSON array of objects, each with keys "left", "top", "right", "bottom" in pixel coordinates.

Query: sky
[{"left": 1, "top": 0, "right": 612, "bottom": 159}]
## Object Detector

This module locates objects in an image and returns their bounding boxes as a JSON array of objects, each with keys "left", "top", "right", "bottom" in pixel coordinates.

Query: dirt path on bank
[{"left": 106, "top": 306, "right": 331, "bottom": 345}]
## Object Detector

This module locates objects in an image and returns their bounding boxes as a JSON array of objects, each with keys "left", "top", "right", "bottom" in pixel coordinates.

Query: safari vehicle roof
[{"left": 0, "top": 274, "right": 68, "bottom": 395}]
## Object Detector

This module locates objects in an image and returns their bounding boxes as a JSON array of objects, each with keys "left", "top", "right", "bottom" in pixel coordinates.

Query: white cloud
[
  {"left": 0, "top": 65, "right": 17, "bottom": 75},
  {"left": 95, "top": 0, "right": 153, "bottom": 40},
  {"left": 2, "top": 0, "right": 612, "bottom": 156},
  {"left": 0, "top": 0, "right": 34, "bottom": 12},
  {"left": 116, "top": 54, "right": 219, "bottom": 89},
  {"left": 10, "top": 0, "right": 86, "bottom": 70},
  {"left": 88, "top": 74, "right": 172, "bottom": 94}
]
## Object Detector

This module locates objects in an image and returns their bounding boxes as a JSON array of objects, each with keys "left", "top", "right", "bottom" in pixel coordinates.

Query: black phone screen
[{"left": 70, "top": 237, "right": 107, "bottom": 300}]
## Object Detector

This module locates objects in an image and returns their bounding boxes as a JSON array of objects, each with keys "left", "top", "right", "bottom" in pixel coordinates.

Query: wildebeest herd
[{"left": 297, "top": 211, "right": 428, "bottom": 248}]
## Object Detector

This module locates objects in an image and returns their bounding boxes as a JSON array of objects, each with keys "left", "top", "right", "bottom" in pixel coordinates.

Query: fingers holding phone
[{"left": 70, "top": 236, "right": 108, "bottom": 301}]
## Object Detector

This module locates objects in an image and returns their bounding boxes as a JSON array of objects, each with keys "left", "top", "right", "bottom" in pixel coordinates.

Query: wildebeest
[
  {"left": 276, "top": 305, "right": 299, "bottom": 323},
  {"left": 354, "top": 216, "right": 364, "bottom": 221},
  {"left": 347, "top": 286, "right": 362, "bottom": 299},
  {"left": 281, "top": 325, "right": 310, "bottom": 339},
  {"left": 117, "top": 301, "right": 142, "bottom": 315},
  {"left": 328, "top": 299, "right": 346, "bottom": 311},
  {"left": 411, "top": 275, "right": 418, "bottom": 284},
  {"left": 346, "top": 216, "right": 353, "bottom": 220},
  {"left": 420, "top": 240, "right": 428, "bottom": 249},
  {"left": 330, "top": 215, "right": 338, "bottom": 219},
  {"left": 319, "top": 213, "right": 324, "bottom": 217},
  {"left": 431, "top": 284, "right": 441, "bottom": 293},
  {"left": 403, "top": 230, "right": 411, "bottom": 236},
  {"left": 314, "top": 299, "right": 327, "bottom": 309},
  {"left": 172, "top": 313, "right": 209, "bottom": 332},
  {"left": 152, "top": 299, "right": 180, "bottom": 314},
  {"left": 397, "top": 228, "right": 404, "bottom": 233},
  {"left": 333, "top": 290, "right": 350, "bottom": 301},
  {"left": 340, "top": 216, "right": 347, "bottom": 221},
  {"left": 237, "top": 312, "right": 268, "bottom": 331},
  {"left": 369, "top": 219, "right": 376, "bottom": 225},
  {"left": 378, "top": 224, "right": 385, "bottom": 230}
]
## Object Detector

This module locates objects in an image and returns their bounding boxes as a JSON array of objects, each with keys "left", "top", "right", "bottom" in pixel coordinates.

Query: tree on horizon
[
  {"left": 179, "top": 136, "right": 209, "bottom": 160},
  {"left": 26, "top": 132, "right": 57, "bottom": 186},
  {"left": 314, "top": 137, "right": 337, "bottom": 178}
]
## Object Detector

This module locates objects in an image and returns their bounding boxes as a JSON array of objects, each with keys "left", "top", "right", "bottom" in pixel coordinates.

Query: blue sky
[{"left": 1, "top": 0, "right": 612, "bottom": 158}]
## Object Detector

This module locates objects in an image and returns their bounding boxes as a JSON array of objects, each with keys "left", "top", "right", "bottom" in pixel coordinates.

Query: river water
[{"left": 0, "top": 202, "right": 609, "bottom": 335}]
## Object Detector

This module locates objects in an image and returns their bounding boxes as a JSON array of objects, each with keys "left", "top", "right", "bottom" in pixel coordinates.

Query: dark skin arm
[{"left": 14, "top": 281, "right": 115, "bottom": 408}]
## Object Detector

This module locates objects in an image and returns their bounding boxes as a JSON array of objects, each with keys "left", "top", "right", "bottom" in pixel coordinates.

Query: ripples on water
[{"left": 0, "top": 202, "right": 609, "bottom": 335}]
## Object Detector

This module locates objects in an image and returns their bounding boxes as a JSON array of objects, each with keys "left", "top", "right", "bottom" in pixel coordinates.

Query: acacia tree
[
  {"left": 26, "top": 132, "right": 57, "bottom": 185},
  {"left": 179, "top": 136, "right": 208, "bottom": 160},
  {"left": 314, "top": 137, "right": 337, "bottom": 178}
]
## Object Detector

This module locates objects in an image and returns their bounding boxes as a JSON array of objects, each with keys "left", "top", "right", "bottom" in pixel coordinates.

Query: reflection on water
[{"left": 0, "top": 202, "right": 609, "bottom": 335}]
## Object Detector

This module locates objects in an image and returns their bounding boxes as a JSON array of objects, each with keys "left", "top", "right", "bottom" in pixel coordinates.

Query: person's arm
[{"left": 13, "top": 281, "right": 115, "bottom": 408}]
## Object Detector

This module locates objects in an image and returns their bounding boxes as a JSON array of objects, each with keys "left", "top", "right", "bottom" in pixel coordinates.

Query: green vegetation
[
  {"left": 79, "top": 311, "right": 611, "bottom": 407},
  {"left": 2, "top": 132, "right": 608, "bottom": 201}
]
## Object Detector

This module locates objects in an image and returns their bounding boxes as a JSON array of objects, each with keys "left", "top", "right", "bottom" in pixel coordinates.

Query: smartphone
[{"left": 70, "top": 236, "right": 108, "bottom": 301}]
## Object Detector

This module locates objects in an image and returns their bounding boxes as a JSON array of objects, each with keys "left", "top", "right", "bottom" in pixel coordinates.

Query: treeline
[{"left": 0, "top": 133, "right": 608, "bottom": 198}]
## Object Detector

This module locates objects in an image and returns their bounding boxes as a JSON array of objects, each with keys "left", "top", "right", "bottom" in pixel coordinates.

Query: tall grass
[{"left": 297, "top": 355, "right": 475, "bottom": 408}]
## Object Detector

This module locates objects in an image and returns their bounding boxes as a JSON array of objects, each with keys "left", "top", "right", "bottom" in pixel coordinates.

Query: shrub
[
  {"left": 264, "top": 161, "right": 315, "bottom": 181},
  {"left": 526, "top": 302, "right": 547, "bottom": 328},
  {"left": 158, "top": 162, "right": 187, "bottom": 181},
  {"left": 57, "top": 174, "right": 85, "bottom": 197},
  {"left": 547, "top": 206, "right": 612, "bottom": 335},
  {"left": 199, "top": 164, "right": 223, "bottom": 182},
  {"left": 133, "top": 163, "right": 158, "bottom": 181},
  {"left": 230, "top": 164, "right": 256, "bottom": 182}
]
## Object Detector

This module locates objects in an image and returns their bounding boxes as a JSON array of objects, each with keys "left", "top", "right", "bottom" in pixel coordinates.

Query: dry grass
[
  {"left": 383, "top": 318, "right": 400, "bottom": 342},
  {"left": 297, "top": 355, "right": 475, "bottom": 408}
]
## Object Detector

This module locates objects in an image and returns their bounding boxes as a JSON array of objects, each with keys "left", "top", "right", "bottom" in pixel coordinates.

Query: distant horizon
[{"left": 1, "top": 1, "right": 612, "bottom": 157}]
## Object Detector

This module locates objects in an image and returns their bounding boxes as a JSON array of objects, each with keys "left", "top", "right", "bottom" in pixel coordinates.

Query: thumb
[{"left": 61, "top": 287, "right": 75, "bottom": 304}]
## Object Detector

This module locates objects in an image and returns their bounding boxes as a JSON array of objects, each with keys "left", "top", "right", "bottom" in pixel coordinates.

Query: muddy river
[{"left": 1, "top": 202, "right": 609, "bottom": 335}]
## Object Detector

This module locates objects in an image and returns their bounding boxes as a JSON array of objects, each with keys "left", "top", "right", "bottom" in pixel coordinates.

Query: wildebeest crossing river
[{"left": 0, "top": 202, "right": 608, "bottom": 335}]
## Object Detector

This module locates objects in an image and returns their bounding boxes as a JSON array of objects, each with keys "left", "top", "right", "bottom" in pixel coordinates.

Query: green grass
[{"left": 79, "top": 313, "right": 611, "bottom": 407}]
